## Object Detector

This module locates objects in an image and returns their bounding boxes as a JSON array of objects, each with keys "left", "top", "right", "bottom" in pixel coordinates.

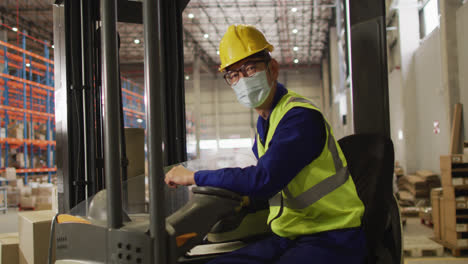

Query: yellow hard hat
[{"left": 218, "top": 25, "right": 274, "bottom": 72}]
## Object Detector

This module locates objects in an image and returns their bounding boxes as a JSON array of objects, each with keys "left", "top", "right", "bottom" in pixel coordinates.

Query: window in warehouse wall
[{"left": 419, "top": 0, "right": 439, "bottom": 39}]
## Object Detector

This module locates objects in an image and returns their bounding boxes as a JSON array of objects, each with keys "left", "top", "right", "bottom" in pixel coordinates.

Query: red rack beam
[
  {"left": 1, "top": 80, "right": 49, "bottom": 96},
  {"left": 0, "top": 73, "right": 53, "bottom": 92},
  {"left": 0, "top": 105, "right": 54, "bottom": 118},
  {"left": 122, "top": 88, "right": 144, "bottom": 99},
  {"left": 0, "top": 115, "right": 52, "bottom": 123},
  {"left": 0, "top": 138, "right": 56, "bottom": 147},
  {"left": 0, "top": 58, "right": 45, "bottom": 76},
  {"left": 1, "top": 98, "right": 48, "bottom": 110},
  {"left": 0, "top": 167, "right": 57, "bottom": 173},
  {"left": 123, "top": 107, "right": 144, "bottom": 117},
  {"left": 0, "top": 48, "right": 52, "bottom": 73},
  {"left": 0, "top": 40, "right": 54, "bottom": 65},
  {"left": 121, "top": 76, "right": 142, "bottom": 87}
]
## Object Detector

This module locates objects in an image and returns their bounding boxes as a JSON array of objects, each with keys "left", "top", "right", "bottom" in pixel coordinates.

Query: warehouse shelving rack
[
  {"left": 0, "top": 30, "right": 146, "bottom": 185},
  {"left": 121, "top": 76, "right": 146, "bottom": 129},
  {"left": 0, "top": 32, "right": 55, "bottom": 184}
]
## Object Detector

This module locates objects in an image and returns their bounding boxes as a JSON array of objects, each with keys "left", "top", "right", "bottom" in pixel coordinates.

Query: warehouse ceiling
[
  {"left": 0, "top": 0, "right": 335, "bottom": 76},
  {"left": 120, "top": 0, "right": 336, "bottom": 71}
]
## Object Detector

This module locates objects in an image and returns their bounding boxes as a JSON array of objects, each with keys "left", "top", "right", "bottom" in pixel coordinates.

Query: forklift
[{"left": 51, "top": 0, "right": 402, "bottom": 263}]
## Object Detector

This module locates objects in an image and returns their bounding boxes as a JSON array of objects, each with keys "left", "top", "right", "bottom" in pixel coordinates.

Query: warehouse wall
[
  {"left": 387, "top": 1, "right": 468, "bottom": 174},
  {"left": 389, "top": 28, "right": 450, "bottom": 174},
  {"left": 388, "top": 26, "right": 458, "bottom": 175},
  {"left": 412, "top": 29, "right": 450, "bottom": 173},
  {"left": 184, "top": 67, "right": 322, "bottom": 156},
  {"left": 457, "top": 3, "right": 468, "bottom": 141}
]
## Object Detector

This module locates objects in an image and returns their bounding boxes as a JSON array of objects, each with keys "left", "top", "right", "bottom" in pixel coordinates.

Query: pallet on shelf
[
  {"left": 441, "top": 186, "right": 468, "bottom": 249},
  {"left": 441, "top": 155, "right": 468, "bottom": 187},
  {"left": 436, "top": 154, "right": 468, "bottom": 256}
]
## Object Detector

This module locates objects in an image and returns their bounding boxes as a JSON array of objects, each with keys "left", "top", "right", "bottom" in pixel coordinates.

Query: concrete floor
[
  {"left": 1, "top": 209, "right": 467, "bottom": 263},
  {"left": 403, "top": 217, "right": 468, "bottom": 263}
]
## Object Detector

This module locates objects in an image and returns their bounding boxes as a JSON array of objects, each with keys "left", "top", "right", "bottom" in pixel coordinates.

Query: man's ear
[{"left": 269, "top": 58, "right": 279, "bottom": 81}]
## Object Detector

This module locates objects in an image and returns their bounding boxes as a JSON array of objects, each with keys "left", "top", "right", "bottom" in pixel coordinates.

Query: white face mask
[{"left": 231, "top": 70, "right": 272, "bottom": 108}]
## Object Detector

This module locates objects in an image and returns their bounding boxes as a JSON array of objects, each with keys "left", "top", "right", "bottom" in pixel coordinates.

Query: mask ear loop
[{"left": 265, "top": 60, "right": 275, "bottom": 89}]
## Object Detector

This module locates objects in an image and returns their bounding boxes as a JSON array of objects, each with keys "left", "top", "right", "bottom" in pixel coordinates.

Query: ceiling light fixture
[
  {"left": 12, "top": 27, "right": 18, "bottom": 32},
  {"left": 294, "top": 59, "right": 299, "bottom": 64},
  {"left": 188, "top": 13, "right": 195, "bottom": 19},
  {"left": 185, "top": 75, "right": 190, "bottom": 80},
  {"left": 51, "top": 45, "right": 54, "bottom": 49},
  {"left": 134, "top": 39, "right": 140, "bottom": 44},
  {"left": 26, "top": 63, "right": 31, "bottom": 67},
  {"left": 203, "top": 34, "right": 209, "bottom": 39},
  {"left": 216, "top": 50, "right": 220, "bottom": 55},
  {"left": 292, "top": 28, "right": 298, "bottom": 34},
  {"left": 291, "top": 7, "right": 298, "bottom": 12},
  {"left": 293, "top": 46, "right": 299, "bottom": 51},
  {"left": 137, "top": 118, "right": 143, "bottom": 123}
]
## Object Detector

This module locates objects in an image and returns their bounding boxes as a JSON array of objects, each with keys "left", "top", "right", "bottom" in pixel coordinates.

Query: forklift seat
[{"left": 338, "top": 134, "right": 402, "bottom": 264}]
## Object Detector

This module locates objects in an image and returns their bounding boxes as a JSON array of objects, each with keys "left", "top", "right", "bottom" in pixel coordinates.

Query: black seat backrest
[{"left": 338, "top": 134, "right": 401, "bottom": 264}]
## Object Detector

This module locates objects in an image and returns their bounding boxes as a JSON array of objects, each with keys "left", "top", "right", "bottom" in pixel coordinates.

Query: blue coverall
[{"left": 195, "top": 83, "right": 367, "bottom": 263}]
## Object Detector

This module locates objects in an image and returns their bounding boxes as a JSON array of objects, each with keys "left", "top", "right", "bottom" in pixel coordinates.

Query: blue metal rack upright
[{"left": 0, "top": 33, "right": 55, "bottom": 184}]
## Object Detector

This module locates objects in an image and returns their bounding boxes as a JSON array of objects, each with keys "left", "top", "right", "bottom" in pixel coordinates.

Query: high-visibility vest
[{"left": 257, "top": 90, "right": 365, "bottom": 239}]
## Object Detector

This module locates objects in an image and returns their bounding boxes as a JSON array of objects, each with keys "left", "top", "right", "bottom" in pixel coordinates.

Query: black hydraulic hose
[{"left": 118, "top": 66, "right": 129, "bottom": 210}]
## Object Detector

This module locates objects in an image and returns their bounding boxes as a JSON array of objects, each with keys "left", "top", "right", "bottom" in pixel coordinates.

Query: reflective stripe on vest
[{"left": 269, "top": 97, "right": 350, "bottom": 210}]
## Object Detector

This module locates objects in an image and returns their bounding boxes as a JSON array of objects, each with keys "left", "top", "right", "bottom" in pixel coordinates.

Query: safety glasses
[{"left": 223, "top": 59, "right": 270, "bottom": 86}]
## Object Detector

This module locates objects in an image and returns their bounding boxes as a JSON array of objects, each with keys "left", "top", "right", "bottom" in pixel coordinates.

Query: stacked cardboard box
[
  {"left": 7, "top": 122, "right": 24, "bottom": 139},
  {"left": 35, "top": 184, "right": 53, "bottom": 211},
  {"left": 398, "top": 170, "right": 441, "bottom": 200},
  {"left": 18, "top": 210, "right": 55, "bottom": 264},
  {"left": 0, "top": 127, "right": 6, "bottom": 138},
  {"left": 33, "top": 123, "right": 47, "bottom": 141},
  {"left": 397, "top": 170, "right": 441, "bottom": 215},
  {"left": 19, "top": 186, "right": 35, "bottom": 209},
  {"left": 3, "top": 170, "right": 21, "bottom": 207},
  {"left": 437, "top": 154, "right": 468, "bottom": 250},
  {"left": 18, "top": 183, "right": 54, "bottom": 210},
  {"left": 7, "top": 186, "right": 19, "bottom": 207},
  {"left": 2, "top": 168, "right": 16, "bottom": 181},
  {"left": 0, "top": 233, "right": 19, "bottom": 264},
  {"left": 6, "top": 179, "right": 23, "bottom": 207}
]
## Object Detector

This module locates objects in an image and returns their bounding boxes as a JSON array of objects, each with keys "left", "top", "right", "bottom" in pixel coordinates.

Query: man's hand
[{"left": 164, "top": 165, "right": 196, "bottom": 188}]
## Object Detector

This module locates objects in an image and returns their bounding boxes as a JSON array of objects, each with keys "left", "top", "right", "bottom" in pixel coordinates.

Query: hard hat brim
[{"left": 218, "top": 44, "right": 274, "bottom": 72}]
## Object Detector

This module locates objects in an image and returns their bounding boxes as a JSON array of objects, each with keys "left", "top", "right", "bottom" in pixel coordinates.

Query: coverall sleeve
[{"left": 195, "top": 108, "right": 326, "bottom": 199}]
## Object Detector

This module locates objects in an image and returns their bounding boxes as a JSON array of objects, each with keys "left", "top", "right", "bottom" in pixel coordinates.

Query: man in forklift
[{"left": 165, "top": 24, "right": 367, "bottom": 264}]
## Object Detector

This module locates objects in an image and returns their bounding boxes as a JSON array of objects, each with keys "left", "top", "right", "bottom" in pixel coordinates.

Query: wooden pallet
[
  {"left": 404, "top": 236, "right": 444, "bottom": 257},
  {"left": 432, "top": 237, "right": 468, "bottom": 257}
]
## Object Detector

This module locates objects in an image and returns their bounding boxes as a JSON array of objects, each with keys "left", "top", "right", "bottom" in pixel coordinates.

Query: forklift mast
[
  {"left": 53, "top": 0, "right": 188, "bottom": 213},
  {"left": 54, "top": 1, "right": 188, "bottom": 261}
]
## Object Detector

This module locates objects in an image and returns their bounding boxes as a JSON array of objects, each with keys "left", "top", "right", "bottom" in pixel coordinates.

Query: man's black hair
[
  {"left": 247, "top": 50, "right": 271, "bottom": 60},
  {"left": 225, "top": 50, "right": 271, "bottom": 72}
]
